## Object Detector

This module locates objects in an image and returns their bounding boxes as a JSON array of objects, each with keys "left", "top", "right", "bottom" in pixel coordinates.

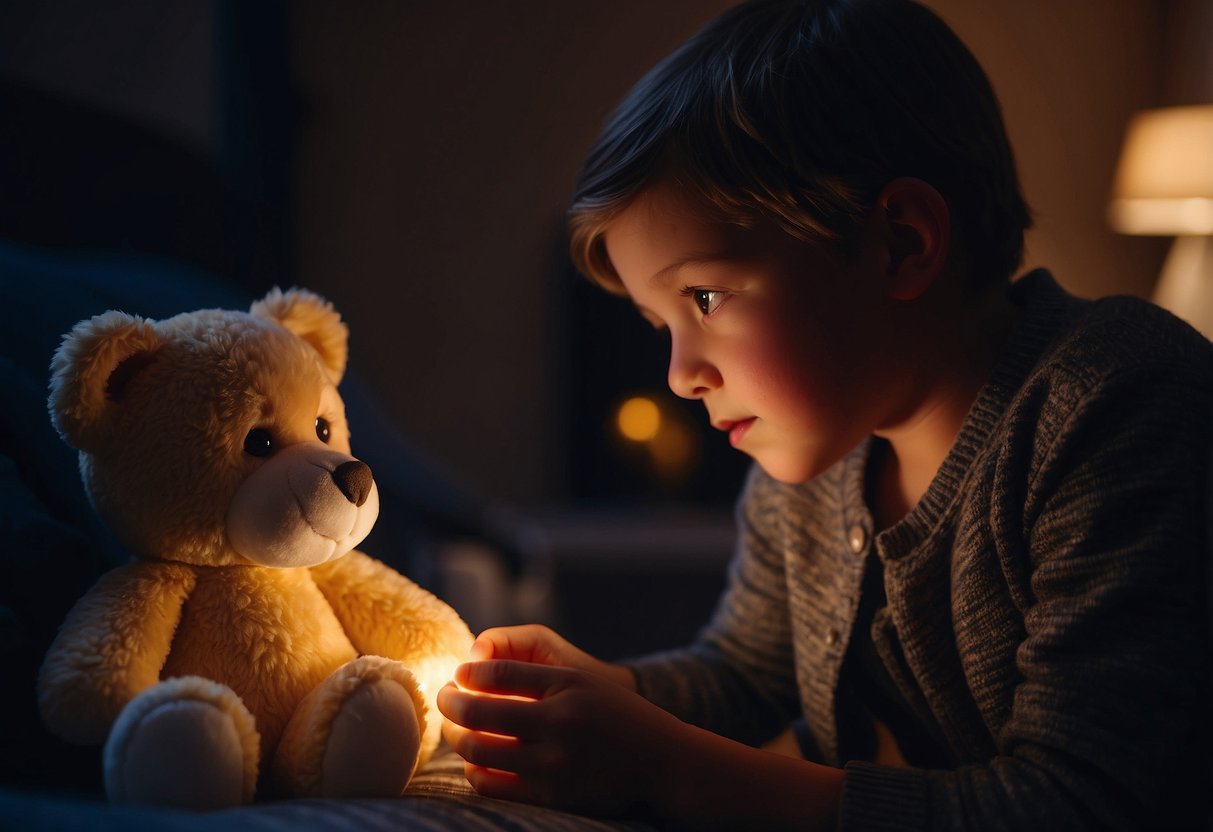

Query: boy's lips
[{"left": 715, "top": 417, "right": 756, "bottom": 447}]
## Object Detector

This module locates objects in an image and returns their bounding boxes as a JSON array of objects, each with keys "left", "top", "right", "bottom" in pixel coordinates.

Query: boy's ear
[{"left": 875, "top": 177, "right": 951, "bottom": 301}]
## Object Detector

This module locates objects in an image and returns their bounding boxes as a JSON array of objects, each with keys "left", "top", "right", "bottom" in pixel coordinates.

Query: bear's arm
[
  {"left": 309, "top": 550, "right": 472, "bottom": 682},
  {"left": 36, "top": 560, "right": 197, "bottom": 745}
]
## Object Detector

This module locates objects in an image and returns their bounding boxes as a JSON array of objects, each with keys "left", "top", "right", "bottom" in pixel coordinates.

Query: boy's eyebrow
[{"left": 649, "top": 253, "right": 727, "bottom": 285}]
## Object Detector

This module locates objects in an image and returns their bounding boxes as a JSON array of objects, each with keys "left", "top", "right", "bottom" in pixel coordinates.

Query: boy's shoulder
[{"left": 1012, "top": 269, "right": 1213, "bottom": 393}]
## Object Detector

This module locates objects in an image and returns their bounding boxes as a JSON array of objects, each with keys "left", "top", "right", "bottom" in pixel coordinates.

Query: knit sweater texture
[{"left": 628, "top": 270, "right": 1213, "bottom": 830}]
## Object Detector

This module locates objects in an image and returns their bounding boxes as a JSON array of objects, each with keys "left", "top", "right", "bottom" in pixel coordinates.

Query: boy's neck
[{"left": 870, "top": 281, "right": 1020, "bottom": 531}]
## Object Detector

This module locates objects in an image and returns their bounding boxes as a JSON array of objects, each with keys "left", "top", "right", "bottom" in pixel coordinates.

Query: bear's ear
[
  {"left": 251, "top": 287, "right": 348, "bottom": 384},
  {"left": 49, "top": 310, "right": 163, "bottom": 452}
]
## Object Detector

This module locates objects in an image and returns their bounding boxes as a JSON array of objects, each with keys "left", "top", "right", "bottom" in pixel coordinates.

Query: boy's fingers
[
  {"left": 451, "top": 728, "right": 520, "bottom": 770},
  {"left": 471, "top": 625, "right": 557, "bottom": 663},
  {"left": 437, "top": 680, "right": 548, "bottom": 740},
  {"left": 465, "top": 764, "right": 534, "bottom": 803},
  {"left": 470, "top": 627, "right": 524, "bottom": 661},
  {"left": 455, "top": 659, "right": 572, "bottom": 699}
]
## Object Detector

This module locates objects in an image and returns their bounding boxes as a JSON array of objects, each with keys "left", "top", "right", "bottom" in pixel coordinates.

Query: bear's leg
[
  {"left": 104, "top": 676, "right": 260, "bottom": 809},
  {"left": 272, "top": 655, "right": 425, "bottom": 798}
]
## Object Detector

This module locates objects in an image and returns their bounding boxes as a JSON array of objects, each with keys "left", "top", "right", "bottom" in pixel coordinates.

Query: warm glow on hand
[
  {"left": 465, "top": 625, "right": 636, "bottom": 692},
  {"left": 436, "top": 656, "right": 676, "bottom": 816},
  {"left": 451, "top": 664, "right": 538, "bottom": 703}
]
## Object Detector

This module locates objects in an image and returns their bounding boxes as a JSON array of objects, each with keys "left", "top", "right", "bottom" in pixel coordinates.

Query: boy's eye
[{"left": 691, "top": 289, "right": 726, "bottom": 316}]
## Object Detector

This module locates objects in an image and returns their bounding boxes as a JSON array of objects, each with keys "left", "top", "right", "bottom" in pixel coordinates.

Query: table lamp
[{"left": 1108, "top": 104, "right": 1213, "bottom": 339}]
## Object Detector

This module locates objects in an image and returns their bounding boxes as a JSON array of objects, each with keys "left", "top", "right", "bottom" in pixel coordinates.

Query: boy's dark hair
[{"left": 568, "top": 0, "right": 1032, "bottom": 291}]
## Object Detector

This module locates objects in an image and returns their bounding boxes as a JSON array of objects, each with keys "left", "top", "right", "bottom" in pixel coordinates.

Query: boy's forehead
[
  {"left": 603, "top": 194, "right": 707, "bottom": 286},
  {"left": 603, "top": 183, "right": 770, "bottom": 283},
  {"left": 607, "top": 186, "right": 715, "bottom": 253},
  {"left": 604, "top": 186, "right": 686, "bottom": 247},
  {"left": 630, "top": 182, "right": 706, "bottom": 229}
]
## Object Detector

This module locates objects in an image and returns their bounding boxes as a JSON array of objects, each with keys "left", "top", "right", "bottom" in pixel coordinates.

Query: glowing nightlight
[{"left": 617, "top": 396, "right": 662, "bottom": 442}]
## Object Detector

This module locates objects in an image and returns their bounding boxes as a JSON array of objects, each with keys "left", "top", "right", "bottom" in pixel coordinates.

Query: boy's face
[{"left": 603, "top": 183, "right": 897, "bottom": 484}]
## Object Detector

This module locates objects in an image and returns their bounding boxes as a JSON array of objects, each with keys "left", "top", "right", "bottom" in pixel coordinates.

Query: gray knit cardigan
[{"left": 629, "top": 270, "right": 1213, "bottom": 830}]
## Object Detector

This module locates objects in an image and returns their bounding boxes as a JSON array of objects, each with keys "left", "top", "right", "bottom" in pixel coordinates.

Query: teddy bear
[{"left": 36, "top": 288, "right": 474, "bottom": 809}]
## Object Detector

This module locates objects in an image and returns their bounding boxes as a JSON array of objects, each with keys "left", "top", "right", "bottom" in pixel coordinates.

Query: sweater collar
[{"left": 862, "top": 269, "right": 1083, "bottom": 559}]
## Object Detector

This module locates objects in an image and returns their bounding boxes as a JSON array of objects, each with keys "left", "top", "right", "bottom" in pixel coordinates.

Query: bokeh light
[{"left": 616, "top": 396, "right": 661, "bottom": 442}]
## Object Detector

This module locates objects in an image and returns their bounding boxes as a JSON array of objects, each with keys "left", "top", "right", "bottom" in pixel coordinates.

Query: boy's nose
[{"left": 667, "top": 341, "right": 722, "bottom": 400}]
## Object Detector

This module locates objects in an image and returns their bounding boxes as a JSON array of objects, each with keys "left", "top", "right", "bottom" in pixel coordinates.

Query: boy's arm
[
  {"left": 669, "top": 722, "right": 845, "bottom": 832},
  {"left": 36, "top": 560, "right": 196, "bottom": 744}
]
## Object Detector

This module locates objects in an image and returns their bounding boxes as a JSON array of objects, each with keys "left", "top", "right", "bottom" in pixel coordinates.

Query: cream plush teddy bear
[{"left": 36, "top": 288, "right": 473, "bottom": 809}]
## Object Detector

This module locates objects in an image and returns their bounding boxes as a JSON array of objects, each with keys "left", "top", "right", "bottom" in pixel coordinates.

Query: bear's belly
[{"left": 161, "top": 566, "right": 357, "bottom": 756}]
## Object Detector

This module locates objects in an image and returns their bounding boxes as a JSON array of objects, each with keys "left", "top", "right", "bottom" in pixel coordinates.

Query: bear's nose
[{"left": 332, "top": 460, "right": 374, "bottom": 507}]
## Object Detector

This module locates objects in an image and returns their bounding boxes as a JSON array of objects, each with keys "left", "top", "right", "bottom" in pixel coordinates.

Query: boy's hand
[
  {"left": 437, "top": 657, "right": 679, "bottom": 816},
  {"left": 441, "top": 625, "right": 845, "bottom": 828},
  {"left": 468, "top": 624, "right": 637, "bottom": 691}
]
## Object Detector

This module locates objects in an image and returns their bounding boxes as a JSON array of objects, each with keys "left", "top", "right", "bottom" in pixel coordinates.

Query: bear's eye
[
  {"left": 316, "top": 417, "right": 331, "bottom": 444},
  {"left": 243, "top": 428, "right": 274, "bottom": 457}
]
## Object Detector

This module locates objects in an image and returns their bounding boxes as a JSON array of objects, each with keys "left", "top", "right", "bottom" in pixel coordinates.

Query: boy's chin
[{"left": 753, "top": 453, "right": 829, "bottom": 486}]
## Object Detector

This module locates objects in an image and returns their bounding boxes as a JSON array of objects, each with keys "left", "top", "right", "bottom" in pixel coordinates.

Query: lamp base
[{"left": 1152, "top": 235, "right": 1213, "bottom": 341}]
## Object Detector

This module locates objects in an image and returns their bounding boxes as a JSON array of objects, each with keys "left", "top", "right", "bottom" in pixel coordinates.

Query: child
[{"left": 438, "top": 0, "right": 1213, "bottom": 828}]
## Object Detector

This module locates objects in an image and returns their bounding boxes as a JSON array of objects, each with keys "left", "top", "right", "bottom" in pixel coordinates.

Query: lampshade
[
  {"left": 1108, "top": 104, "right": 1213, "bottom": 235},
  {"left": 1108, "top": 104, "right": 1213, "bottom": 340}
]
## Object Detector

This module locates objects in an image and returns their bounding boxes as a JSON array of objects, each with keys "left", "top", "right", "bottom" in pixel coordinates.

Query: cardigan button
[
  {"left": 825, "top": 628, "right": 840, "bottom": 647},
  {"left": 847, "top": 524, "right": 867, "bottom": 554}
]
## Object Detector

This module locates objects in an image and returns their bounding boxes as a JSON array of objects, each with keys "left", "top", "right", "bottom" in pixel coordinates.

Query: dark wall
[{"left": 0, "top": 1, "right": 291, "bottom": 290}]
